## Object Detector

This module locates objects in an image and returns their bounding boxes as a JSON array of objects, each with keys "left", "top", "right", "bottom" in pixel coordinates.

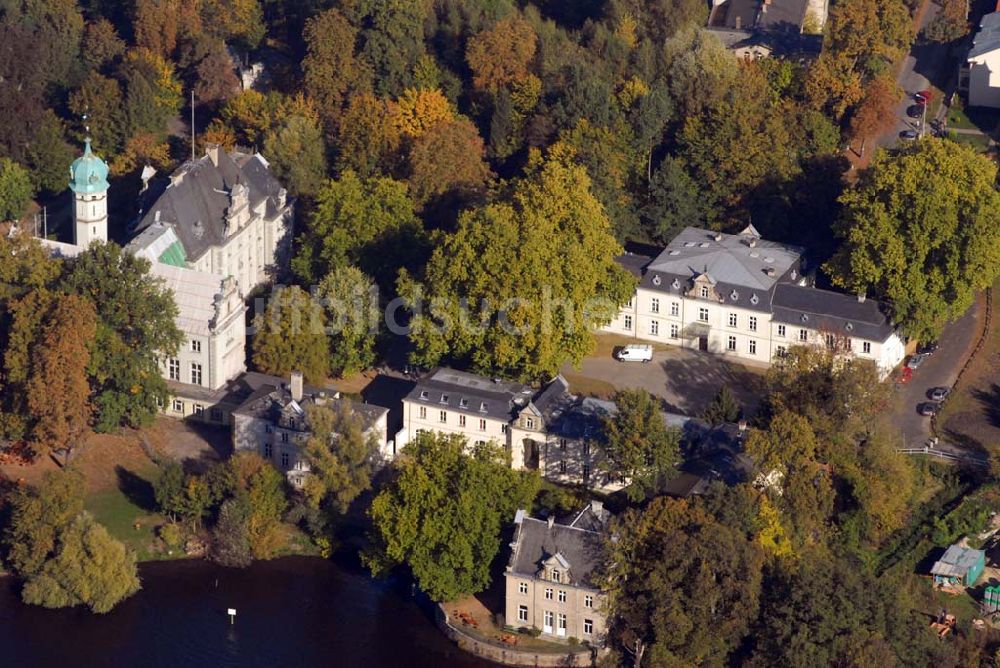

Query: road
[
  {"left": 892, "top": 297, "right": 983, "bottom": 457},
  {"left": 877, "top": 0, "right": 954, "bottom": 149}
]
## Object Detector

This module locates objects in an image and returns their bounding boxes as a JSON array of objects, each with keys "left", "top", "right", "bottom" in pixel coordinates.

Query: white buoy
[{"left": 228, "top": 608, "right": 236, "bottom": 625}]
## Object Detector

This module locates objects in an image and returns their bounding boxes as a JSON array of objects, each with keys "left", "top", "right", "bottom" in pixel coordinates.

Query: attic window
[
  {"left": 845, "top": 322, "right": 854, "bottom": 332},
  {"left": 440, "top": 394, "right": 449, "bottom": 404},
  {"left": 801, "top": 314, "right": 809, "bottom": 323},
  {"left": 480, "top": 402, "right": 488, "bottom": 413},
  {"left": 750, "top": 294, "right": 759, "bottom": 305},
  {"left": 699, "top": 242, "right": 709, "bottom": 248},
  {"left": 763, "top": 257, "right": 774, "bottom": 263},
  {"left": 684, "top": 242, "right": 696, "bottom": 248},
  {"left": 668, "top": 250, "right": 680, "bottom": 256},
  {"left": 419, "top": 390, "right": 429, "bottom": 400},
  {"left": 460, "top": 398, "right": 469, "bottom": 408},
  {"left": 730, "top": 290, "right": 739, "bottom": 301},
  {"left": 652, "top": 274, "right": 662, "bottom": 286},
  {"left": 671, "top": 278, "right": 680, "bottom": 289}
]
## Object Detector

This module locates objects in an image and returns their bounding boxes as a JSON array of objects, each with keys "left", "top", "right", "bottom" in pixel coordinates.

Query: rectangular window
[
  {"left": 626, "top": 297, "right": 634, "bottom": 309},
  {"left": 583, "top": 463, "right": 590, "bottom": 478},
  {"left": 194, "top": 403, "right": 204, "bottom": 417},
  {"left": 210, "top": 408, "right": 222, "bottom": 422},
  {"left": 559, "top": 461, "right": 567, "bottom": 474},
  {"left": 826, "top": 333, "right": 835, "bottom": 349},
  {"left": 583, "top": 442, "right": 590, "bottom": 456},
  {"left": 501, "top": 424, "right": 508, "bottom": 434},
  {"left": 698, "top": 308, "right": 709, "bottom": 322},
  {"left": 700, "top": 286, "right": 709, "bottom": 298},
  {"left": 439, "top": 410, "right": 447, "bottom": 423},
  {"left": 584, "top": 619, "right": 593, "bottom": 635},
  {"left": 552, "top": 570, "right": 561, "bottom": 583},
  {"left": 749, "top": 316, "right": 757, "bottom": 332},
  {"left": 670, "top": 301, "right": 679, "bottom": 316},
  {"left": 863, "top": 341, "right": 871, "bottom": 354},
  {"left": 749, "top": 339, "right": 757, "bottom": 355},
  {"left": 459, "top": 415, "right": 466, "bottom": 428},
  {"left": 418, "top": 406, "right": 427, "bottom": 419},
  {"left": 479, "top": 418, "right": 487, "bottom": 431},
  {"left": 728, "top": 313, "right": 737, "bottom": 327},
  {"left": 543, "top": 611, "right": 553, "bottom": 633},
  {"left": 168, "top": 358, "right": 180, "bottom": 381},
  {"left": 727, "top": 336, "right": 736, "bottom": 351},
  {"left": 557, "top": 613, "right": 567, "bottom": 636},
  {"left": 263, "top": 443, "right": 272, "bottom": 459},
  {"left": 584, "top": 595, "right": 593, "bottom": 608},
  {"left": 670, "top": 323, "right": 679, "bottom": 339},
  {"left": 518, "top": 605, "right": 528, "bottom": 622},
  {"left": 558, "top": 590, "right": 567, "bottom": 603},
  {"left": 265, "top": 424, "right": 273, "bottom": 434},
  {"left": 777, "top": 324, "right": 786, "bottom": 338},
  {"left": 519, "top": 582, "right": 528, "bottom": 595},
  {"left": 545, "top": 588, "right": 553, "bottom": 600},
  {"left": 281, "top": 432, "right": 289, "bottom": 444},
  {"left": 280, "top": 452, "right": 289, "bottom": 469},
  {"left": 559, "top": 438, "right": 566, "bottom": 449},
  {"left": 776, "top": 345, "right": 787, "bottom": 357},
  {"left": 650, "top": 297, "right": 660, "bottom": 314},
  {"left": 172, "top": 399, "right": 184, "bottom": 413},
  {"left": 623, "top": 314, "right": 632, "bottom": 330},
  {"left": 191, "top": 340, "right": 201, "bottom": 353},
  {"left": 799, "top": 329, "right": 808, "bottom": 342},
  {"left": 649, "top": 319, "right": 659, "bottom": 336},
  {"left": 190, "top": 363, "right": 202, "bottom": 386},
  {"left": 525, "top": 417, "right": 535, "bottom": 429}
]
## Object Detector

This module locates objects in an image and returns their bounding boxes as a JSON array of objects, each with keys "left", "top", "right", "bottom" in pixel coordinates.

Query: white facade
[
  {"left": 967, "top": 13, "right": 1000, "bottom": 108},
  {"left": 73, "top": 190, "right": 108, "bottom": 246}
]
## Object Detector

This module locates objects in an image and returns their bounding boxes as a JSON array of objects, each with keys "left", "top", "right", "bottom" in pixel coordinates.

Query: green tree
[
  {"left": 292, "top": 171, "right": 423, "bottom": 289},
  {"left": 120, "top": 48, "right": 183, "bottom": 138},
  {"left": 0, "top": 158, "right": 34, "bottom": 222},
  {"left": 316, "top": 266, "right": 379, "bottom": 377},
  {"left": 404, "top": 145, "right": 635, "bottom": 380},
  {"left": 301, "top": 7, "right": 370, "bottom": 133},
  {"left": 81, "top": 18, "right": 125, "bottom": 71},
  {"left": 21, "top": 512, "right": 140, "bottom": 614},
  {"left": 601, "top": 497, "right": 764, "bottom": 667},
  {"left": 302, "top": 403, "right": 378, "bottom": 513},
  {"left": 212, "top": 496, "right": 253, "bottom": 567},
  {"left": 825, "top": 139, "right": 1000, "bottom": 341},
  {"left": 644, "top": 157, "right": 712, "bottom": 244},
  {"left": 25, "top": 110, "right": 75, "bottom": 194},
  {"left": 602, "top": 388, "right": 680, "bottom": 501},
  {"left": 63, "top": 241, "right": 183, "bottom": 431},
  {"left": 68, "top": 72, "right": 129, "bottom": 155},
  {"left": 703, "top": 385, "right": 741, "bottom": 425},
  {"left": 662, "top": 28, "right": 738, "bottom": 120},
  {"left": 3, "top": 471, "right": 85, "bottom": 577},
  {"left": 26, "top": 294, "right": 98, "bottom": 458},
  {"left": 364, "top": 432, "right": 540, "bottom": 601},
  {"left": 154, "top": 460, "right": 186, "bottom": 521},
  {"left": 262, "top": 114, "right": 327, "bottom": 197},
  {"left": 351, "top": 0, "right": 429, "bottom": 97},
  {"left": 251, "top": 285, "right": 328, "bottom": 383}
]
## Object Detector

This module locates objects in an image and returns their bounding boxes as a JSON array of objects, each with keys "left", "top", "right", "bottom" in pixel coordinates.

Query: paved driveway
[
  {"left": 891, "top": 298, "right": 983, "bottom": 450},
  {"left": 561, "top": 348, "right": 766, "bottom": 418}
]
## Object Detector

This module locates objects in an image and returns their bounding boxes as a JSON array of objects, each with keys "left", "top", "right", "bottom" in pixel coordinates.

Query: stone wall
[{"left": 435, "top": 605, "right": 600, "bottom": 667}]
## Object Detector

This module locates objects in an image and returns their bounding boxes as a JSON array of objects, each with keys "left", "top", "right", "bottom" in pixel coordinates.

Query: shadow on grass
[
  {"left": 972, "top": 383, "right": 1000, "bottom": 430},
  {"left": 115, "top": 465, "right": 157, "bottom": 511}
]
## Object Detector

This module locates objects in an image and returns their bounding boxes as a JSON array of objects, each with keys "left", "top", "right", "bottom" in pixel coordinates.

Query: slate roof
[
  {"left": 132, "top": 150, "right": 286, "bottom": 263},
  {"left": 233, "top": 378, "right": 388, "bottom": 431},
  {"left": 970, "top": 12, "right": 1000, "bottom": 60},
  {"left": 530, "top": 375, "right": 575, "bottom": 422},
  {"left": 771, "top": 283, "right": 895, "bottom": 342},
  {"left": 508, "top": 510, "right": 607, "bottom": 588},
  {"left": 931, "top": 544, "right": 985, "bottom": 578},
  {"left": 404, "top": 368, "right": 536, "bottom": 422},
  {"left": 756, "top": 0, "right": 810, "bottom": 30}
]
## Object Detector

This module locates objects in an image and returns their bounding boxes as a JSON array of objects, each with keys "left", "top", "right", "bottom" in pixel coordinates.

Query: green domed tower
[{"left": 69, "top": 138, "right": 110, "bottom": 245}]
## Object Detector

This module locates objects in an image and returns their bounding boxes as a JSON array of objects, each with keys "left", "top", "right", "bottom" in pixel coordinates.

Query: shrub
[{"left": 158, "top": 522, "right": 184, "bottom": 551}]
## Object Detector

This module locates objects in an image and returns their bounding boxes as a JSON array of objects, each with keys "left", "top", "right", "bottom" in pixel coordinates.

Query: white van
[{"left": 616, "top": 344, "right": 653, "bottom": 363}]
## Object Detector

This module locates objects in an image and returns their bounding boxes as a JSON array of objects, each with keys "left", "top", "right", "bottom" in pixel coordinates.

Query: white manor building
[{"left": 603, "top": 226, "right": 905, "bottom": 377}]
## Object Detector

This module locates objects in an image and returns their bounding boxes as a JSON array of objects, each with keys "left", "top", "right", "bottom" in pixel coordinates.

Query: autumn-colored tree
[
  {"left": 251, "top": 285, "right": 329, "bottom": 383},
  {"left": 466, "top": 14, "right": 537, "bottom": 92},
  {"left": 302, "top": 7, "right": 370, "bottom": 133},
  {"left": 201, "top": 121, "right": 237, "bottom": 150},
  {"left": 26, "top": 295, "right": 97, "bottom": 457},
  {"left": 924, "top": 0, "right": 969, "bottom": 43},
  {"left": 407, "top": 116, "right": 491, "bottom": 206},
  {"left": 335, "top": 93, "right": 403, "bottom": 177},
  {"left": 218, "top": 89, "right": 271, "bottom": 145},
  {"left": 3, "top": 470, "right": 85, "bottom": 577},
  {"left": 134, "top": 0, "right": 181, "bottom": 58},
  {"left": 849, "top": 74, "right": 901, "bottom": 154},
  {"left": 109, "top": 132, "right": 173, "bottom": 175},
  {"left": 194, "top": 40, "right": 239, "bottom": 106},
  {"left": 81, "top": 18, "right": 125, "bottom": 71},
  {"left": 201, "top": 0, "right": 264, "bottom": 49},
  {"left": 392, "top": 88, "right": 454, "bottom": 138},
  {"left": 121, "top": 48, "right": 184, "bottom": 138}
]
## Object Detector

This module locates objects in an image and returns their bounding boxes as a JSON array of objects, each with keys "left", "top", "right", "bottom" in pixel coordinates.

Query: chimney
[
  {"left": 547, "top": 516, "right": 555, "bottom": 530},
  {"left": 748, "top": 238, "right": 757, "bottom": 248},
  {"left": 590, "top": 499, "right": 604, "bottom": 515},
  {"left": 290, "top": 371, "right": 303, "bottom": 402},
  {"left": 735, "top": 15, "right": 742, "bottom": 30},
  {"left": 169, "top": 171, "right": 185, "bottom": 187},
  {"left": 738, "top": 419, "right": 748, "bottom": 432},
  {"left": 206, "top": 144, "right": 221, "bottom": 167},
  {"left": 765, "top": 267, "right": 776, "bottom": 277},
  {"left": 713, "top": 232, "right": 723, "bottom": 242},
  {"left": 857, "top": 293, "right": 867, "bottom": 303}
]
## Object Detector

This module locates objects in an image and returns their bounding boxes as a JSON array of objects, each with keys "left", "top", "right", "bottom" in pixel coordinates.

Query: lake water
[{"left": 0, "top": 556, "right": 493, "bottom": 668}]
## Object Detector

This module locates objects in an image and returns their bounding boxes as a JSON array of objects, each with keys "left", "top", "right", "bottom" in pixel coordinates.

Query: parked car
[
  {"left": 917, "top": 341, "right": 939, "bottom": 355},
  {"left": 929, "top": 387, "right": 951, "bottom": 402},
  {"left": 616, "top": 344, "right": 653, "bottom": 363},
  {"left": 907, "top": 105, "right": 923, "bottom": 118},
  {"left": 906, "top": 353, "right": 928, "bottom": 369},
  {"left": 919, "top": 402, "right": 941, "bottom": 417},
  {"left": 899, "top": 129, "right": 918, "bottom": 140},
  {"left": 898, "top": 367, "right": 914, "bottom": 384},
  {"left": 914, "top": 90, "right": 933, "bottom": 103}
]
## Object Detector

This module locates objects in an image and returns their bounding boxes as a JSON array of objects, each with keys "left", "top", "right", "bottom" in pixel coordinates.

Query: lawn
[
  {"left": 947, "top": 131, "right": 992, "bottom": 153},
  {"left": 85, "top": 484, "right": 174, "bottom": 562},
  {"left": 947, "top": 97, "right": 1000, "bottom": 134}
]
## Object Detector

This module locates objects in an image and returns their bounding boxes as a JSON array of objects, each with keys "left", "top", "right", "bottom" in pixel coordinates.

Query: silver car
[
  {"left": 906, "top": 354, "right": 928, "bottom": 369},
  {"left": 929, "top": 387, "right": 950, "bottom": 402}
]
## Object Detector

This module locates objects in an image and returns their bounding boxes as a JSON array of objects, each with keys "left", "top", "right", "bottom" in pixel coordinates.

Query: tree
[
  {"left": 25, "top": 110, "right": 75, "bottom": 195},
  {"left": 201, "top": 0, "right": 264, "bottom": 50},
  {"left": 703, "top": 385, "right": 741, "bottom": 425},
  {"left": 315, "top": 266, "right": 379, "bottom": 377},
  {"left": 662, "top": 28, "right": 738, "bottom": 120},
  {"left": 133, "top": 0, "right": 181, "bottom": 58},
  {"left": 21, "top": 512, "right": 140, "bottom": 614},
  {"left": 849, "top": 74, "right": 900, "bottom": 154},
  {"left": 392, "top": 88, "right": 454, "bottom": 139},
  {"left": 218, "top": 89, "right": 271, "bottom": 146},
  {"left": 26, "top": 295, "right": 98, "bottom": 458},
  {"left": 643, "top": 157, "right": 712, "bottom": 244},
  {"left": 302, "top": 403, "right": 379, "bottom": 513},
  {"left": 924, "top": 0, "right": 969, "bottom": 43},
  {"left": 302, "top": 7, "right": 370, "bottom": 133},
  {"left": 193, "top": 40, "right": 239, "bottom": 107},
  {"left": 262, "top": 115, "right": 327, "bottom": 197},
  {"left": 63, "top": 241, "right": 183, "bottom": 431},
  {"left": 211, "top": 452, "right": 286, "bottom": 561},
  {"left": 404, "top": 146, "right": 635, "bottom": 380},
  {"left": 109, "top": 132, "right": 173, "bottom": 176},
  {"left": 212, "top": 496, "right": 253, "bottom": 567},
  {"left": 601, "top": 497, "right": 764, "bottom": 667},
  {"left": 825, "top": 139, "right": 1000, "bottom": 341},
  {"left": 465, "top": 14, "right": 537, "bottom": 92},
  {"left": 121, "top": 48, "right": 183, "bottom": 138},
  {"left": 406, "top": 116, "right": 491, "bottom": 207},
  {"left": 291, "top": 171, "right": 423, "bottom": 289},
  {"left": 0, "top": 158, "right": 34, "bottom": 222},
  {"left": 81, "top": 18, "right": 125, "bottom": 71},
  {"left": 606, "top": 0, "right": 708, "bottom": 43},
  {"left": 154, "top": 460, "right": 186, "bottom": 522},
  {"left": 364, "top": 432, "right": 539, "bottom": 601},
  {"left": 3, "top": 471, "right": 85, "bottom": 577},
  {"left": 68, "top": 72, "right": 129, "bottom": 155},
  {"left": 251, "top": 285, "right": 329, "bottom": 383},
  {"left": 351, "top": 0, "right": 429, "bottom": 97},
  {"left": 334, "top": 93, "right": 403, "bottom": 177},
  {"left": 602, "top": 388, "right": 680, "bottom": 501}
]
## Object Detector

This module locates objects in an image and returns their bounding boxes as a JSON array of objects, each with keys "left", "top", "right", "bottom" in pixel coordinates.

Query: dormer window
[
  {"left": 440, "top": 394, "right": 449, "bottom": 404},
  {"left": 480, "top": 402, "right": 488, "bottom": 413},
  {"left": 700, "top": 286, "right": 709, "bottom": 298},
  {"left": 525, "top": 417, "right": 535, "bottom": 429},
  {"left": 419, "top": 390, "right": 429, "bottom": 400},
  {"left": 460, "top": 398, "right": 469, "bottom": 408},
  {"left": 552, "top": 569, "right": 561, "bottom": 583}
]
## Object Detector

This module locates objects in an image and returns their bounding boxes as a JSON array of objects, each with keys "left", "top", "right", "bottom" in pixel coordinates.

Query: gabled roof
[
  {"left": 969, "top": 12, "right": 1000, "bottom": 60},
  {"left": 508, "top": 509, "right": 608, "bottom": 588}
]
